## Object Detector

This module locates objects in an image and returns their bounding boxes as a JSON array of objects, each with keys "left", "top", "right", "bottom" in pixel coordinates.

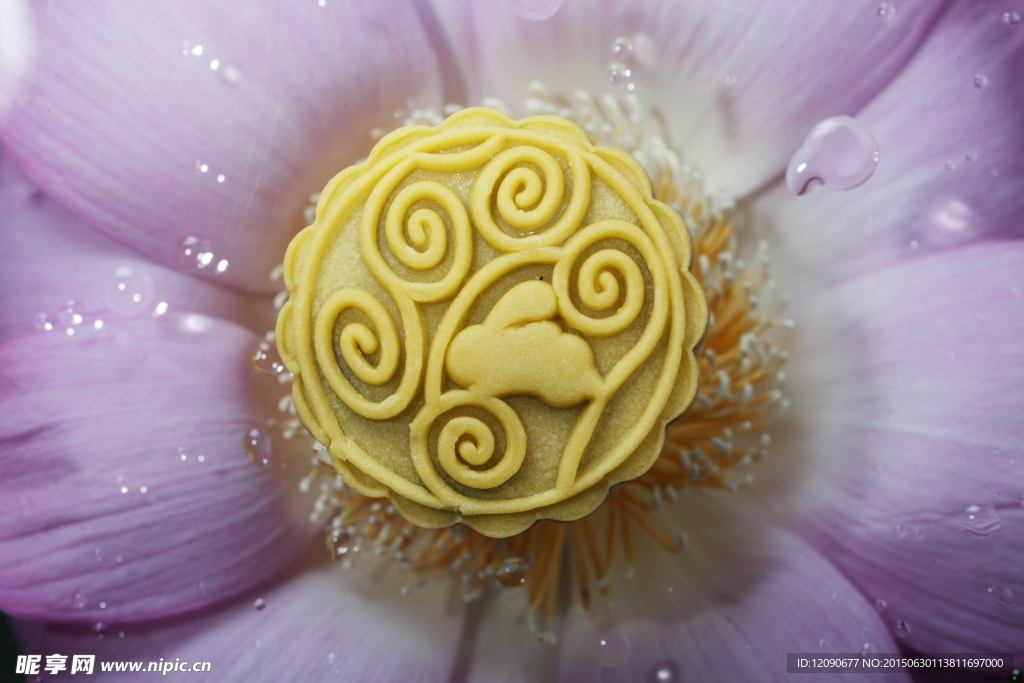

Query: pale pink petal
[
  {"left": 459, "top": 591, "right": 557, "bottom": 683},
  {"left": 757, "top": 1, "right": 1024, "bottom": 288},
  {"left": 0, "top": 315, "right": 316, "bottom": 623},
  {"left": 777, "top": 241, "right": 1024, "bottom": 654},
  {"left": 0, "top": 0, "right": 32, "bottom": 113},
  {"left": 425, "top": 0, "right": 944, "bottom": 196},
  {"left": 0, "top": 0, "right": 443, "bottom": 292},
  {"left": 555, "top": 492, "right": 908, "bottom": 683},
  {"left": 0, "top": 152, "right": 266, "bottom": 344},
  {"left": 13, "top": 555, "right": 464, "bottom": 682}
]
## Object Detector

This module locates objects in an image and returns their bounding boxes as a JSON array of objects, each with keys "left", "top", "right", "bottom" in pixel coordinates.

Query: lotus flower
[{"left": 2, "top": 0, "right": 1022, "bottom": 681}]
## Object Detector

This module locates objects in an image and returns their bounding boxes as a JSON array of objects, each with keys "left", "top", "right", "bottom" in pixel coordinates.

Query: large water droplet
[
  {"left": 253, "top": 597, "right": 266, "bottom": 610},
  {"left": 786, "top": 116, "right": 879, "bottom": 195},
  {"left": 513, "top": 0, "right": 562, "bottom": 21},
  {"left": 988, "top": 585, "right": 1014, "bottom": 606},
  {"left": 652, "top": 661, "right": 678, "bottom": 682},
  {"left": 963, "top": 504, "right": 1001, "bottom": 536},
  {"left": 894, "top": 620, "right": 911, "bottom": 638},
  {"left": 877, "top": 2, "right": 896, "bottom": 22},
  {"left": 494, "top": 557, "right": 528, "bottom": 587},
  {"left": 243, "top": 428, "right": 272, "bottom": 466},
  {"left": 875, "top": 598, "right": 888, "bottom": 612},
  {"left": 106, "top": 266, "right": 154, "bottom": 314},
  {"left": 611, "top": 36, "right": 634, "bottom": 61},
  {"left": 328, "top": 529, "right": 353, "bottom": 559},
  {"left": 175, "top": 235, "right": 216, "bottom": 273},
  {"left": 1003, "top": 11, "right": 1021, "bottom": 27},
  {"left": 252, "top": 341, "right": 285, "bottom": 375},
  {"left": 606, "top": 61, "right": 632, "bottom": 85},
  {"left": 597, "top": 632, "right": 631, "bottom": 668},
  {"left": 974, "top": 73, "right": 989, "bottom": 89}
]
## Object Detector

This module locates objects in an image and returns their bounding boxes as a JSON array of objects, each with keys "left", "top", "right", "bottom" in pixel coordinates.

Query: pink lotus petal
[
  {"left": 555, "top": 492, "right": 908, "bottom": 682},
  {"left": 778, "top": 241, "right": 1024, "bottom": 654},
  {"left": 758, "top": 1, "right": 1024, "bottom": 288},
  {"left": 0, "top": 0, "right": 443, "bottom": 293},
  {"left": 0, "top": 151, "right": 265, "bottom": 344},
  {"left": 0, "top": 0, "right": 32, "bottom": 113},
  {"left": 0, "top": 315, "right": 316, "bottom": 622},
  {"left": 425, "top": 0, "right": 944, "bottom": 197},
  {"left": 13, "top": 555, "right": 464, "bottom": 682}
]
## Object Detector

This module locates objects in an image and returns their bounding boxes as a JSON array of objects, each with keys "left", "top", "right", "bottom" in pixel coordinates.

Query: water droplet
[
  {"left": 894, "top": 620, "right": 911, "bottom": 638},
  {"left": 597, "top": 632, "right": 631, "bottom": 668},
  {"left": 818, "top": 638, "right": 831, "bottom": 651},
  {"left": 327, "top": 652, "right": 336, "bottom": 666},
  {"left": 606, "top": 61, "right": 632, "bottom": 85},
  {"left": 494, "top": 557, "right": 528, "bottom": 587},
  {"left": 33, "top": 312, "right": 55, "bottom": 331},
  {"left": 243, "top": 428, "right": 273, "bottom": 466},
  {"left": 611, "top": 36, "right": 633, "bottom": 61},
  {"left": 252, "top": 341, "right": 285, "bottom": 375},
  {"left": 56, "top": 299, "right": 86, "bottom": 329},
  {"left": 118, "top": 631, "right": 125, "bottom": 638},
  {"left": 875, "top": 598, "right": 887, "bottom": 612},
  {"left": 895, "top": 524, "right": 908, "bottom": 539},
  {"left": 945, "top": 160, "right": 957, "bottom": 172},
  {"left": 830, "top": 591, "right": 840, "bottom": 604},
  {"left": 198, "top": 581, "right": 207, "bottom": 594},
  {"left": 216, "top": 174, "right": 225, "bottom": 184},
  {"left": 209, "top": 59, "right": 220, "bottom": 71},
  {"left": 652, "top": 662, "right": 677, "bottom": 682},
  {"left": 72, "top": 591, "right": 88, "bottom": 609},
  {"left": 877, "top": 2, "right": 896, "bottom": 22},
  {"left": 988, "top": 585, "right": 1014, "bottom": 606},
  {"left": 175, "top": 235, "right": 216, "bottom": 273},
  {"left": 191, "top": 44, "right": 204, "bottom": 56},
  {"left": 964, "top": 151, "right": 978, "bottom": 162},
  {"left": 106, "top": 266, "right": 154, "bottom": 314},
  {"left": 116, "top": 555, "right": 123, "bottom": 563},
  {"left": 786, "top": 116, "right": 879, "bottom": 195},
  {"left": 724, "top": 74, "right": 738, "bottom": 87},
  {"left": 94, "top": 548, "right": 103, "bottom": 563},
  {"left": 860, "top": 642, "right": 876, "bottom": 654},
  {"left": 974, "top": 73, "right": 989, "bottom": 89},
  {"left": 513, "top": 0, "right": 563, "bottom": 21},
  {"left": 92, "top": 622, "right": 107, "bottom": 638},
  {"left": 328, "top": 529, "right": 353, "bottom": 559},
  {"left": 1003, "top": 11, "right": 1021, "bottom": 27},
  {"left": 963, "top": 504, "right": 1001, "bottom": 536},
  {"left": 253, "top": 597, "right": 266, "bottom": 610},
  {"left": 318, "top": 0, "right": 326, "bottom": 5}
]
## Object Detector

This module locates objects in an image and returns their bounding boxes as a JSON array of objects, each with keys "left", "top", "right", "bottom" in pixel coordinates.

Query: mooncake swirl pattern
[{"left": 277, "top": 108, "right": 707, "bottom": 537}]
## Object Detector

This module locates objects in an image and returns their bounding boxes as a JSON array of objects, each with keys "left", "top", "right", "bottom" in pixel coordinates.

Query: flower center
[{"left": 259, "top": 82, "right": 788, "bottom": 635}]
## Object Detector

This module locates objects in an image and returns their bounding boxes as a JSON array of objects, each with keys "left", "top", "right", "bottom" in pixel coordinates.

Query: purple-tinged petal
[
  {"left": 0, "top": 0, "right": 443, "bottom": 293},
  {"left": 459, "top": 591, "right": 557, "bottom": 683},
  {"left": 13, "top": 554, "right": 464, "bottom": 682},
  {"left": 555, "top": 492, "right": 908, "bottom": 683},
  {"left": 0, "top": 315, "right": 316, "bottom": 623},
  {"left": 777, "top": 241, "right": 1024, "bottom": 654},
  {"left": 425, "top": 0, "right": 945, "bottom": 197},
  {"left": 757, "top": 1, "right": 1024, "bottom": 288},
  {"left": 0, "top": 152, "right": 265, "bottom": 344}
]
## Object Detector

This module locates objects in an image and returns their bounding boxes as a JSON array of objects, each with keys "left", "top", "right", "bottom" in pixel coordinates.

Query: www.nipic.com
[{"left": 16, "top": 654, "right": 212, "bottom": 675}]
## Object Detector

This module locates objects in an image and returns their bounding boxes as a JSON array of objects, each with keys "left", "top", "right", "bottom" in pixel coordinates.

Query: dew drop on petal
[
  {"left": 988, "top": 585, "right": 1014, "bottom": 606},
  {"left": 33, "top": 312, "right": 56, "bottom": 332},
  {"left": 875, "top": 598, "right": 887, "bottom": 612},
  {"left": 963, "top": 504, "right": 1001, "bottom": 536},
  {"left": 252, "top": 341, "right": 285, "bottom": 375},
  {"left": 72, "top": 591, "right": 88, "bottom": 609},
  {"left": 92, "top": 622, "right": 107, "bottom": 638},
  {"left": 243, "top": 428, "right": 272, "bottom": 466},
  {"left": 611, "top": 36, "right": 633, "bottom": 61},
  {"left": 944, "top": 160, "right": 957, "bottom": 172},
  {"left": 606, "top": 61, "right": 631, "bottom": 85},
  {"left": 175, "top": 235, "right": 216, "bottom": 272},
  {"left": 329, "top": 529, "right": 353, "bottom": 559},
  {"left": 894, "top": 620, "right": 911, "bottom": 638},
  {"left": 513, "top": 0, "right": 562, "bottom": 21},
  {"left": 596, "top": 632, "right": 631, "bottom": 668},
  {"left": 253, "top": 597, "right": 266, "bottom": 610},
  {"left": 56, "top": 300, "right": 86, "bottom": 329},
  {"left": 106, "top": 266, "right": 154, "bottom": 314},
  {"left": 652, "top": 662, "right": 678, "bottom": 682},
  {"left": 786, "top": 116, "right": 879, "bottom": 195},
  {"left": 974, "top": 73, "right": 989, "bottom": 89},
  {"left": 877, "top": 2, "right": 896, "bottom": 22},
  {"left": 1003, "top": 11, "right": 1021, "bottom": 27},
  {"left": 494, "top": 557, "right": 528, "bottom": 587},
  {"left": 818, "top": 638, "right": 831, "bottom": 651},
  {"left": 220, "top": 64, "right": 243, "bottom": 84}
]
